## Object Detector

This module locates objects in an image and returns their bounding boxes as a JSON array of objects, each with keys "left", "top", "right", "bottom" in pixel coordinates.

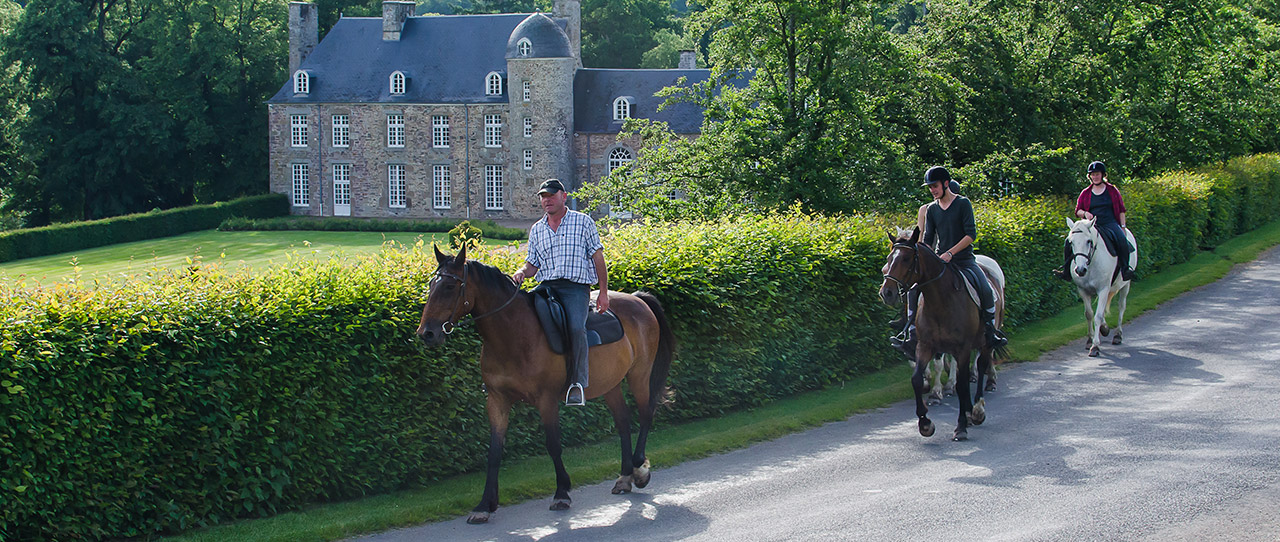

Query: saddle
[
  {"left": 530, "top": 284, "right": 626, "bottom": 356},
  {"left": 958, "top": 267, "right": 990, "bottom": 308}
]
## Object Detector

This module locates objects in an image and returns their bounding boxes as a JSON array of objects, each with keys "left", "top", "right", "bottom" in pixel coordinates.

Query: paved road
[{"left": 355, "top": 247, "right": 1280, "bottom": 541}]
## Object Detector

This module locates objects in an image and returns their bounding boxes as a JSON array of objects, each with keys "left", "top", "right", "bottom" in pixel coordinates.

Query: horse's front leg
[
  {"left": 469, "top": 393, "right": 512, "bottom": 524},
  {"left": 1089, "top": 287, "right": 1110, "bottom": 357},
  {"left": 1113, "top": 282, "right": 1130, "bottom": 345},
  {"left": 911, "top": 345, "right": 936, "bottom": 437},
  {"left": 954, "top": 350, "right": 974, "bottom": 441},
  {"left": 602, "top": 387, "right": 636, "bottom": 494},
  {"left": 536, "top": 395, "right": 573, "bottom": 510},
  {"left": 1079, "top": 290, "right": 1098, "bottom": 352}
]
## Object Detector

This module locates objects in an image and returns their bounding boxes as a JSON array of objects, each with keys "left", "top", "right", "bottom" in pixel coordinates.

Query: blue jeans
[{"left": 545, "top": 280, "right": 590, "bottom": 388}]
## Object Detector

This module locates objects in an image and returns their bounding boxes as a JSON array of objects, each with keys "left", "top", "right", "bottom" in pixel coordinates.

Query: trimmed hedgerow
[
  {"left": 2, "top": 154, "right": 1279, "bottom": 539},
  {"left": 218, "top": 216, "right": 526, "bottom": 241},
  {"left": 0, "top": 194, "right": 288, "bottom": 264}
]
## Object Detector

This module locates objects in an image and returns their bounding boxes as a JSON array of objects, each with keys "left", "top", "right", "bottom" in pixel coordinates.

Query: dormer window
[
  {"left": 517, "top": 38, "right": 532, "bottom": 57},
  {"left": 389, "top": 71, "right": 406, "bottom": 95},
  {"left": 486, "top": 72, "right": 503, "bottom": 96},
  {"left": 294, "top": 70, "right": 310, "bottom": 95},
  {"left": 613, "top": 96, "right": 633, "bottom": 121}
]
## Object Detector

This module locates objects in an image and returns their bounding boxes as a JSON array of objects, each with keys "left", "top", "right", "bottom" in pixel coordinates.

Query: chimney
[
  {"left": 289, "top": 2, "right": 318, "bottom": 74},
  {"left": 678, "top": 49, "right": 696, "bottom": 69},
  {"left": 552, "top": 0, "right": 581, "bottom": 67},
  {"left": 382, "top": 1, "right": 414, "bottom": 41}
]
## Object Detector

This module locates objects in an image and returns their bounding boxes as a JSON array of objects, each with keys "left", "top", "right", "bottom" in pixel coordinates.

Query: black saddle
[{"left": 530, "top": 284, "right": 625, "bottom": 356}]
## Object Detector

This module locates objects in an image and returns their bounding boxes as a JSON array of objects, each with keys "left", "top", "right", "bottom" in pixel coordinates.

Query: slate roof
[
  {"left": 573, "top": 69, "right": 715, "bottom": 134},
  {"left": 505, "top": 13, "right": 572, "bottom": 59},
  {"left": 268, "top": 14, "right": 566, "bottom": 104}
]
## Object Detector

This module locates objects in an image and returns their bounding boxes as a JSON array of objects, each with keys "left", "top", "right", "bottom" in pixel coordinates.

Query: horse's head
[
  {"left": 1065, "top": 217, "right": 1099, "bottom": 278},
  {"left": 879, "top": 226, "right": 922, "bottom": 307},
  {"left": 416, "top": 244, "right": 473, "bottom": 347}
]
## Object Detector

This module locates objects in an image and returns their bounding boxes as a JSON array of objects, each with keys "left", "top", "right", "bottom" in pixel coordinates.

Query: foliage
[
  {"left": 1, "top": 154, "right": 1277, "bottom": 539},
  {"left": 639, "top": 28, "right": 698, "bottom": 68},
  {"left": 580, "top": 0, "right": 678, "bottom": 68},
  {"left": 0, "top": 194, "right": 288, "bottom": 264},
  {"left": 0, "top": 0, "right": 286, "bottom": 225},
  {"left": 602, "top": 0, "right": 1280, "bottom": 221},
  {"left": 218, "top": 216, "right": 525, "bottom": 240},
  {"left": 447, "top": 220, "right": 485, "bottom": 250}
]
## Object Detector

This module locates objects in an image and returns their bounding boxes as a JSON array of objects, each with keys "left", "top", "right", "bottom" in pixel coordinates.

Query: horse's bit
[{"left": 431, "top": 268, "right": 519, "bottom": 334}]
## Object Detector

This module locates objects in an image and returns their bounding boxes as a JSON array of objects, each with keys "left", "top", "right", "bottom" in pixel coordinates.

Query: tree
[{"left": 581, "top": 0, "right": 675, "bottom": 68}]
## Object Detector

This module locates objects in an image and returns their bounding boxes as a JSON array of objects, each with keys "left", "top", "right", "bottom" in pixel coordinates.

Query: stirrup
[
  {"left": 565, "top": 383, "right": 585, "bottom": 406},
  {"left": 986, "top": 327, "right": 1008, "bottom": 349}
]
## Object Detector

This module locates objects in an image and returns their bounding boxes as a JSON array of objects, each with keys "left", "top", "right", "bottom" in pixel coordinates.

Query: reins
[
  {"left": 883, "top": 241, "right": 950, "bottom": 298},
  {"left": 433, "top": 267, "right": 521, "bottom": 334}
]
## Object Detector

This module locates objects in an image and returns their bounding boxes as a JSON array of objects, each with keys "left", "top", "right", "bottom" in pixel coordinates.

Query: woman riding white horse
[{"left": 1065, "top": 216, "right": 1137, "bottom": 357}]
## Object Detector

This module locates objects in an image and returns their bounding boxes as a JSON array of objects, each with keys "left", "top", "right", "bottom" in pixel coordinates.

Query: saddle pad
[
  {"left": 530, "top": 285, "right": 626, "bottom": 356},
  {"left": 959, "top": 267, "right": 990, "bottom": 308}
]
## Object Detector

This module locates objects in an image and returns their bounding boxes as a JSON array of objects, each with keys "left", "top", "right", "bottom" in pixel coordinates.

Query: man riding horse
[{"left": 891, "top": 166, "right": 1008, "bottom": 358}]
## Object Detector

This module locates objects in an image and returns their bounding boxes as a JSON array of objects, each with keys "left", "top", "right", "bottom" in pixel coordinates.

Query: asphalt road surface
[{"left": 355, "top": 246, "right": 1280, "bottom": 542}]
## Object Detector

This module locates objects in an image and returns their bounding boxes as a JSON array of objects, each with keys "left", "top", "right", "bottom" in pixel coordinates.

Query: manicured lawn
[{"left": 0, "top": 230, "right": 503, "bottom": 285}]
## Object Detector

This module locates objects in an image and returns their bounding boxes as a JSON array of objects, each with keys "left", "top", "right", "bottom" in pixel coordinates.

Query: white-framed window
[
  {"left": 387, "top": 114, "right": 405, "bottom": 148},
  {"left": 293, "top": 71, "right": 309, "bottom": 94},
  {"left": 517, "top": 38, "right": 532, "bottom": 57},
  {"left": 608, "top": 147, "right": 634, "bottom": 174},
  {"left": 484, "top": 114, "right": 502, "bottom": 147},
  {"left": 389, "top": 71, "right": 406, "bottom": 95},
  {"left": 433, "top": 164, "right": 451, "bottom": 209},
  {"left": 485, "top": 165, "right": 504, "bottom": 210},
  {"left": 432, "top": 115, "right": 449, "bottom": 148},
  {"left": 613, "top": 97, "right": 632, "bottom": 121},
  {"left": 332, "top": 163, "right": 351, "bottom": 206},
  {"left": 291, "top": 163, "right": 309, "bottom": 206},
  {"left": 486, "top": 72, "right": 503, "bottom": 96},
  {"left": 523, "top": 117, "right": 532, "bottom": 138},
  {"left": 523, "top": 149, "right": 533, "bottom": 170},
  {"left": 522, "top": 80, "right": 531, "bottom": 102},
  {"left": 388, "top": 164, "right": 406, "bottom": 208},
  {"left": 331, "top": 114, "right": 349, "bottom": 148},
  {"left": 290, "top": 114, "right": 308, "bottom": 147}
]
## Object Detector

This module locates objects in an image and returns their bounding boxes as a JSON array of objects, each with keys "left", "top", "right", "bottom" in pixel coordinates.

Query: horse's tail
[{"left": 635, "top": 291, "right": 676, "bottom": 414}]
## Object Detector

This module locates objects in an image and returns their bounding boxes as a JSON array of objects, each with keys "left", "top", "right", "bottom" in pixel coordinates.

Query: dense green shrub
[
  {"left": 0, "top": 194, "right": 289, "bottom": 264},
  {"left": 2, "top": 155, "right": 1278, "bottom": 539},
  {"left": 219, "top": 216, "right": 526, "bottom": 241}
]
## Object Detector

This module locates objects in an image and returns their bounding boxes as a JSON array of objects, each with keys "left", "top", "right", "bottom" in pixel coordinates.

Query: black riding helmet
[
  {"left": 1087, "top": 161, "right": 1106, "bottom": 174},
  {"left": 923, "top": 165, "right": 951, "bottom": 186}
]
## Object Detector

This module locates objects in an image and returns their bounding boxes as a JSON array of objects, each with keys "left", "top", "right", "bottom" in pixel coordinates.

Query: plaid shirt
[{"left": 526, "top": 210, "right": 604, "bottom": 285}]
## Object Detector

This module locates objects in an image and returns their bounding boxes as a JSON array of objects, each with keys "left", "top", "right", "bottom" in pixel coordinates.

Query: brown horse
[
  {"left": 878, "top": 228, "right": 1005, "bottom": 441},
  {"left": 416, "top": 245, "right": 675, "bottom": 524}
]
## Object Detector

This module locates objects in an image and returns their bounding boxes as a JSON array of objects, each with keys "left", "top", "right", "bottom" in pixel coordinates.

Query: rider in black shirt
[{"left": 892, "top": 166, "right": 1008, "bottom": 357}]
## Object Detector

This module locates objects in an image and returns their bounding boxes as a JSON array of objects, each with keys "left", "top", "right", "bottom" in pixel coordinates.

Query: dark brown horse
[
  {"left": 416, "top": 245, "right": 675, "bottom": 524},
  {"left": 878, "top": 228, "right": 1005, "bottom": 441}
]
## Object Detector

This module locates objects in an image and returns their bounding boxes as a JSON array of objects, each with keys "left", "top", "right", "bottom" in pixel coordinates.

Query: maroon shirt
[{"left": 1076, "top": 183, "right": 1126, "bottom": 222}]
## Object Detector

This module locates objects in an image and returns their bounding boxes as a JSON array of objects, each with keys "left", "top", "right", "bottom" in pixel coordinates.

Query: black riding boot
[
  {"left": 890, "top": 325, "right": 917, "bottom": 359},
  {"left": 984, "top": 318, "right": 1008, "bottom": 349},
  {"left": 1054, "top": 241, "right": 1072, "bottom": 281}
]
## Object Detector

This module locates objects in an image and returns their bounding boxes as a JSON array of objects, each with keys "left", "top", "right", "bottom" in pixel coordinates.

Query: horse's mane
[{"left": 465, "top": 260, "right": 520, "bottom": 296}]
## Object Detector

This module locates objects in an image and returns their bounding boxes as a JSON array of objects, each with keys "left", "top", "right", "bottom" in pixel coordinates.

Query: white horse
[{"left": 1065, "top": 217, "right": 1137, "bottom": 357}]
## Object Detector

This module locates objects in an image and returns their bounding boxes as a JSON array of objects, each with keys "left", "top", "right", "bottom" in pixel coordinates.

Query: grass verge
[{"left": 170, "top": 220, "right": 1280, "bottom": 542}]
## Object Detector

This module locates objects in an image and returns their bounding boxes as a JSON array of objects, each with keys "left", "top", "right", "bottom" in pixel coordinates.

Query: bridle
[
  {"left": 1068, "top": 229, "right": 1096, "bottom": 270},
  {"left": 883, "top": 241, "right": 948, "bottom": 299},
  {"left": 430, "top": 266, "right": 520, "bottom": 334}
]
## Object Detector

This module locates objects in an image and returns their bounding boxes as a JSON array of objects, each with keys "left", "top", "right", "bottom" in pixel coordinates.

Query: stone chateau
[{"left": 268, "top": 0, "right": 712, "bottom": 220}]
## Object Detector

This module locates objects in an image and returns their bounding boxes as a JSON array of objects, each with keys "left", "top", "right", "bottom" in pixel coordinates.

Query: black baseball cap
[
  {"left": 923, "top": 166, "right": 952, "bottom": 186},
  {"left": 537, "top": 179, "right": 565, "bottom": 195}
]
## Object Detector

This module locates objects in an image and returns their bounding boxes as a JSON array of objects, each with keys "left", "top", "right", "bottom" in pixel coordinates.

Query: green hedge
[
  {"left": 219, "top": 216, "right": 526, "bottom": 241},
  {"left": 0, "top": 194, "right": 289, "bottom": 264},
  {"left": 2, "top": 154, "right": 1278, "bottom": 539}
]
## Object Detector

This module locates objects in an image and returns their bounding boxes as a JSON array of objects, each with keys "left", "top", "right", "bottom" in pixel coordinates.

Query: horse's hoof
[
  {"left": 919, "top": 418, "right": 935, "bottom": 437},
  {"left": 943, "top": 386, "right": 956, "bottom": 397},
  {"left": 927, "top": 394, "right": 942, "bottom": 406},
  {"left": 1100, "top": 324, "right": 1111, "bottom": 337},
  {"left": 1089, "top": 346, "right": 1100, "bottom": 357},
  {"left": 550, "top": 498, "right": 571, "bottom": 511},
  {"left": 1112, "top": 335, "right": 1123, "bottom": 345},
  {"left": 952, "top": 428, "right": 969, "bottom": 441},
  {"left": 467, "top": 511, "right": 491, "bottom": 524},
  {"left": 633, "top": 459, "right": 651, "bottom": 488},
  {"left": 969, "top": 399, "right": 986, "bottom": 426},
  {"left": 612, "top": 475, "right": 632, "bottom": 494}
]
